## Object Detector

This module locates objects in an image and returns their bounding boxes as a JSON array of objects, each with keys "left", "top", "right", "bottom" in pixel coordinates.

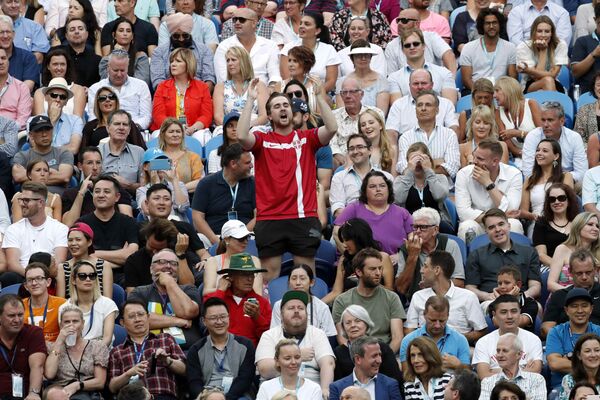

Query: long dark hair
[
  {"left": 303, "top": 12, "right": 331, "bottom": 44},
  {"left": 111, "top": 17, "right": 137, "bottom": 76},
  {"left": 42, "top": 47, "right": 77, "bottom": 86},
  {"left": 288, "top": 264, "right": 314, "bottom": 296},
  {"left": 490, "top": 381, "right": 526, "bottom": 400},
  {"left": 72, "top": 0, "right": 99, "bottom": 35},
  {"left": 339, "top": 218, "right": 382, "bottom": 277},
  {"left": 526, "top": 138, "right": 565, "bottom": 190},
  {"left": 571, "top": 334, "right": 600, "bottom": 383},
  {"left": 569, "top": 382, "right": 599, "bottom": 400},
  {"left": 541, "top": 183, "right": 579, "bottom": 222}
]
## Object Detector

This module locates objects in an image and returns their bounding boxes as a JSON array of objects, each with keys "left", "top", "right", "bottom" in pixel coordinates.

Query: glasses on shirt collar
[
  {"left": 171, "top": 32, "right": 191, "bottom": 41},
  {"left": 350, "top": 15, "right": 368, "bottom": 21}
]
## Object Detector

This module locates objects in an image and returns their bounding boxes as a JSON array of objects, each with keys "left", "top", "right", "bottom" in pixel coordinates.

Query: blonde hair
[
  {"left": 357, "top": 109, "right": 393, "bottom": 173},
  {"left": 59, "top": 304, "right": 84, "bottom": 326},
  {"left": 69, "top": 260, "right": 101, "bottom": 305},
  {"left": 158, "top": 117, "right": 185, "bottom": 151},
  {"left": 225, "top": 46, "right": 254, "bottom": 81},
  {"left": 274, "top": 339, "right": 300, "bottom": 372},
  {"left": 93, "top": 87, "right": 120, "bottom": 125},
  {"left": 466, "top": 105, "right": 499, "bottom": 142},
  {"left": 564, "top": 212, "right": 600, "bottom": 262},
  {"left": 169, "top": 48, "right": 197, "bottom": 80},
  {"left": 494, "top": 77, "right": 524, "bottom": 127}
]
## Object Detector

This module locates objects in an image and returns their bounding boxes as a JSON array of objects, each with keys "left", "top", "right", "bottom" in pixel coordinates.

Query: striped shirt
[
  {"left": 404, "top": 373, "right": 453, "bottom": 400},
  {"left": 479, "top": 370, "right": 546, "bottom": 400}
]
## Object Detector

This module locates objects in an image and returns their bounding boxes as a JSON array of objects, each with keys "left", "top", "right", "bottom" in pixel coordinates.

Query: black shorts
[{"left": 254, "top": 217, "right": 322, "bottom": 258}]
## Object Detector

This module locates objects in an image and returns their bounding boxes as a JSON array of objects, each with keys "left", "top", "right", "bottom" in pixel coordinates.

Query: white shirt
[
  {"left": 386, "top": 95, "right": 458, "bottom": 135},
  {"left": 338, "top": 43, "right": 387, "bottom": 77},
  {"left": 59, "top": 296, "right": 118, "bottom": 341},
  {"left": 281, "top": 40, "right": 341, "bottom": 83},
  {"left": 256, "top": 376, "right": 322, "bottom": 400},
  {"left": 397, "top": 125, "right": 460, "bottom": 178},
  {"left": 87, "top": 76, "right": 152, "bottom": 129},
  {"left": 455, "top": 163, "right": 523, "bottom": 222},
  {"left": 582, "top": 166, "right": 600, "bottom": 209},
  {"left": 388, "top": 62, "right": 456, "bottom": 97},
  {"left": 0, "top": 189, "right": 10, "bottom": 236},
  {"left": 352, "top": 371, "right": 376, "bottom": 400},
  {"left": 507, "top": 0, "right": 572, "bottom": 45},
  {"left": 404, "top": 283, "right": 488, "bottom": 334},
  {"left": 472, "top": 328, "right": 544, "bottom": 370},
  {"left": 384, "top": 32, "right": 452, "bottom": 74},
  {"left": 2, "top": 216, "right": 68, "bottom": 267},
  {"left": 215, "top": 35, "right": 281, "bottom": 84},
  {"left": 271, "top": 18, "right": 299, "bottom": 46}
]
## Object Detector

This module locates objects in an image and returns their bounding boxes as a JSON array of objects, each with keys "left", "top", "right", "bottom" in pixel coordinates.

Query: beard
[{"left": 170, "top": 36, "right": 194, "bottom": 49}]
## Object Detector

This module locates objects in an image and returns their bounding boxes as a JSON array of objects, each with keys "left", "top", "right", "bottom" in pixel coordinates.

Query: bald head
[
  {"left": 409, "top": 68, "right": 433, "bottom": 98},
  {"left": 234, "top": 7, "right": 257, "bottom": 19},
  {"left": 397, "top": 8, "right": 420, "bottom": 33},
  {"left": 341, "top": 387, "right": 370, "bottom": 400}
]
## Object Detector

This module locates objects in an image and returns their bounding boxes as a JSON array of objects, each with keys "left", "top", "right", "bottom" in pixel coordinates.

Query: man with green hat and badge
[{"left": 204, "top": 252, "right": 271, "bottom": 346}]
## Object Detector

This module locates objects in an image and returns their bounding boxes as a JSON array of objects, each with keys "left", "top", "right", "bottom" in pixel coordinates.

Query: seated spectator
[
  {"left": 100, "top": 0, "right": 157, "bottom": 56},
  {"left": 271, "top": 0, "right": 304, "bottom": 48},
  {"left": 150, "top": 13, "right": 215, "bottom": 91},
  {"left": 158, "top": 0, "right": 219, "bottom": 51},
  {"left": 333, "top": 171, "right": 413, "bottom": 255},
  {"left": 579, "top": 163, "right": 600, "bottom": 212},
  {"left": 206, "top": 112, "right": 244, "bottom": 174},
  {"left": 192, "top": 144, "right": 255, "bottom": 246},
  {"left": 214, "top": 9, "right": 281, "bottom": 86},
  {"left": 572, "top": 4, "right": 600, "bottom": 95},
  {"left": 578, "top": 73, "right": 600, "bottom": 161},
  {"left": 403, "top": 336, "right": 453, "bottom": 400},
  {"left": 187, "top": 297, "right": 256, "bottom": 399},
  {"left": 27, "top": 251, "right": 63, "bottom": 298},
  {"left": 151, "top": 48, "right": 213, "bottom": 143},
  {"left": 395, "top": 208, "right": 464, "bottom": 301},
  {"left": 11, "top": 159, "right": 62, "bottom": 222},
  {"left": 465, "top": 208, "right": 541, "bottom": 302},
  {"left": 458, "top": 79, "right": 495, "bottom": 142},
  {"left": 33, "top": 47, "right": 86, "bottom": 118},
  {"left": 406, "top": 250, "right": 486, "bottom": 343},
  {"left": 493, "top": 77, "right": 542, "bottom": 165},
  {"left": 491, "top": 382, "right": 527, "bottom": 400},
  {"left": 560, "top": 334, "right": 600, "bottom": 400},
  {"left": 386, "top": 69, "right": 459, "bottom": 143},
  {"left": 543, "top": 250, "right": 600, "bottom": 336},
  {"left": 81, "top": 88, "right": 146, "bottom": 149},
  {"left": 519, "top": 139, "right": 575, "bottom": 237},
  {"left": 128, "top": 248, "right": 202, "bottom": 351},
  {"left": 357, "top": 109, "right": 396, "bottom": 176},
  {"left": 21, "top": 0, "right": 44, "bottom": 29},
  {"left": 328, "top": 0, "right": 391, "bottom": 52},
  {"left": 388, "top": 29, "right": 456, "bottom": 105},
  {"left": 455, "top": 141, "right": 524, "bottom": 240},
  {"left": 335, "top": 40, "right": 389, "bottom": 114},
  {"left": 0, "top": 0, "right": 48, "bottom": 59},
  {"left": 50, "top": 0, "right": 101, "bottom": 51},
  {"left": 270, "top": 264, "right": 336, "bottom": 336},
  {"left": 574, "top": 0, "right": 599, "bottom": 41},
  {"left": 58, "top": 260, "right": 118, "bottom": 346},
  {"left": 479, "top": 333, "right": 547, "bottom": 400},
  {"left": 332, "top": 248, "right": 405, "bottom": 352},
  {"left": 22, "top": 262, "right": 67, "bottom": 342},
  {"left": 330, "top": 134, "right": 393, "bottom": 218},
  {"left": 45, "top": 304, "right": 109, "bottom": 398},
  {"left": 220, "top": 0, "right": 274, "bottom": 41},
  {"left": 548, "top": 212, "right": 600, "bottom": 292},
  {"left": 1, "top": 182, "right": 68, "bottom": 287},
  {"left": 0, "top": 45, "right": 32, "bottom": 130},
  {"left": 99, "top": 18, "right": 151, "bottom": 87},
  {"left": 47, "top": 0, "right": 105, "bottom": 40},
  {"left": 444, "top": 369, "right": 481, "bottom": 400},
  {"left": 0, "top": 15, "right": 40, "bottom": 91},
  {"left": 62, "top": 147, "right": 134, "bottom": 227},
  {"left": 0, "top": 114, "right": 17, "bottom": 159},
  {"left": 77, "top": 174, "right": 139, "bottom": 284},
  {"left": 452, "top": 0, "right": 496, "bottom": 53},
  {"left": 137, "top": 148, "right": 190, "bottom": 221},
  {"left": 547, "top": 288, "right": 600, "bottom": 389},
  {"left": 533, "top": 183, "right": 578, "bottom": 267},
  {"left": 256, "top": 290, "right": 335, "bottom": 395},
  {"left": 473, "top": 295, "right": 543, "bottom": 379},
  {"left": 108, "top": 299, "right": 187, "bottom": 397},
  {"left": 60, "top": 222, "right": 114, "bottom": 299},
  {"left": 204, "top": 252, "right": 270, "bottom": 345},
  {"left": 568, "top": 383, "right": 600, "bottom": 400},
  {"left": 338, "top": 17, "right": 387, "bottom": 78},
  {"left": 507, "top": 0, "right": 571, "bottom": 45},
  {"left": 87, "top": 51, "right": 152, "bottom": 130},
  {"left": 460, "top": 105, "right": 509, "bottom": 167},
  {"left": 329, "top": 336, "right": 402, "bottom": 400},
  {"left": 57, "top": 17, "right": 102, "bottom": 88},
  {"left": 0, "top": 294, "right": 46, "bottom": 399},
  {"left": 257, "top": 339, "right": 323, "bottom": 400},
  {"left": 400, "top": 296, "right": 471, "bottom": 371},
  {"left": 212, "top": 46, "right": 268, "bottom": 131}
]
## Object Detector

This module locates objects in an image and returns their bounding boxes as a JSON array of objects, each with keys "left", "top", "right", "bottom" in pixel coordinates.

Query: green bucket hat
[{"left": 218, "top": 252, "right": 267, "bottom": 274}]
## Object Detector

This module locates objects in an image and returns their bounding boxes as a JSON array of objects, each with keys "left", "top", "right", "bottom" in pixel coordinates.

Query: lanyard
[
  {"left": 82, "top": 303, "right": 94, "bottom": 337},
  {"left": 480, "top": 38, "right": 497, "bottom": 71},
  {"left": 158, "top": 292, "right": 170, "bottom": 315},
  {"left": 224, "top": 172, "right": 239, "bottom": 211},
  {"left": 438, "top": 336, "right": 447, "bottom": 354},
  {"left": 133, "top": 338, "right": 147, "bottom": 364},
  {"left": 279, "top": 376, "right": 301, "bottom": 392},
  {"left": 65, "top": 340, "right": 90, "bottom": 380},
  {"left": 29, "top": 299, "right": 49, "bottom": 330},
  {"left": 568, "top": 324, "right": 591, "bottom": 350},
  {"left": 0, "top": 342, "right": 17, "bottom": 372},
  {"left": 216, "top": 347, "right": 228, "bottom": 372}
]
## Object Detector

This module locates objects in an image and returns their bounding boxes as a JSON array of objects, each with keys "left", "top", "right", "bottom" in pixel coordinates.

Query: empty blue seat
[
  {"left": 524, "top": 91, "right": 574, "bottom": 128},
  {"left": 468, "top": 232, "right": 532, "bottom": 254},
  {"left": 577, "top": 91, "right": 596, "bottom": 111},
  {"left": 268, "top": 276, "right": 329, "bottom": 304},
  {"left": 456, "top": 95, "right": 472, "bottom": 114}
]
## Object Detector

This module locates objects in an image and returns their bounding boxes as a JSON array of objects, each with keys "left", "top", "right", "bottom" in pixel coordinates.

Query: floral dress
[
  {"left": 329, "top": 8, "right": 393, "bottom": 51},
  {"left": 222, "top": 80, "right": 258, "bottom": 116}
]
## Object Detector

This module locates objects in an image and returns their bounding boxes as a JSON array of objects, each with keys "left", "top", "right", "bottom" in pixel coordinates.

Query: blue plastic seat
[
  {"left": 203, "top": 135, "right": 224, "bottom": 160},
  {"left": 268, "top": 276, "right": 329, "bottom": 304},
  {"left": 450, "top": 5, "right": 466, "bottom": 30},
  {"left": 456, "top": 95, "right": 472, "bottom": 114},
  {"left": 112, "top": 283, "right": 126, "bottom": 310},
  {"left": 0, "top": 284, "right": 21, "bottom": 295},
  {"left": 446, "top": 234, "right": 467, "bottom": 265},
  {"left": 146, "top": 136, "right": 204, "bottom": 159},
  {"left": 557, "top": 65, "right": 571, "bottom": 93},
  {"left": 455, "top": 68, "right": 463, "bottom": 93},
  {"left": 113, "top": 324, "right": 127, "bottom": 347},
  {"left": 444, "top": 198, "right": 458, "bottom": 229},
  {"left": 524, "top": 91, "right": 574, "bottom": 128},
  {"left": 577, "top": 91, "right": 596, "bottom": 112},
  {"left": 468, "top": 232, "right": 532, "bottom": 254}
]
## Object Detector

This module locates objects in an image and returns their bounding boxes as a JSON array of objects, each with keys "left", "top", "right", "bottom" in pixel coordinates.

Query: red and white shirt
[{"left": 251, "top": 128, "right": 323, "bottom": 220}]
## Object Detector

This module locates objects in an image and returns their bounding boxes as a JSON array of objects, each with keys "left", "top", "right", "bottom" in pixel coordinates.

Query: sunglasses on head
[
  {"left": 287, "top": 90, "right": 304, "bottom": 98},
  {"left": 98, "top": 94, "right": 116, "bottom": 102},
  {"left": 172, "top": 32, "right": 191, "bottom": 40},
  {"left": 76, "top": 272, "right": 97, "bottom": 281},
  {"left": 549, "top": 195, "right": 568, "bottom": 203},
  {"left": 403, "top": 41, "right": 422, "bottom": 49},
  {"left": 49, "top": 92, "right": 68, "bottom": 100}
]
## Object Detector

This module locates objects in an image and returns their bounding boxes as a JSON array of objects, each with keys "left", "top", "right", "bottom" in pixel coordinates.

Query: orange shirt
[{"left": 23, "top": 296, "right": 66, "bottom": 342}]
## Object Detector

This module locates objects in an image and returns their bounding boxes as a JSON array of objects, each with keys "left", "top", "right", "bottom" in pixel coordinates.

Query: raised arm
[{"left": 236, "top": 78, "right": 260, "bottom": 150}]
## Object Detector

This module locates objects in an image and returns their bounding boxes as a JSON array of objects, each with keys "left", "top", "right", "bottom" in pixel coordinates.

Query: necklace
[{"left": 551, "top": 219, "right": 570, "bottom": 228}]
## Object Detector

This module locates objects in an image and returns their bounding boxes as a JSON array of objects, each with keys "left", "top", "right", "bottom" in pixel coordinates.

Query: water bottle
[
  {"left": 465, "top": 228, "right": 476, "bottom": 246},
  {"left": 574, "top": 84, "right": 581, "bottom": 103}
]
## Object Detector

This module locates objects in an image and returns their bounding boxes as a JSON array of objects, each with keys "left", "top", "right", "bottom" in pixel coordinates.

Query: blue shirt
[
  {"left": 150, "top": 41, "right": 215, "bottom": 89},
  {"left": 8, "top": 46, "right": 39, "bottom": 85},
  {"left": 546, "top": 322, "right": 600, "bottom": 387},
  {"left": 316, "top": 146, "right": 333, "bottom": 170},
  {"left": 13, "top": 17, "right": 49, "bottom": 53},
  {"left": 46, "top": 113, "right": 84, "bottom": 148},
  {"left": 399, "top": 325, "right": 471, "bottom": 364}
]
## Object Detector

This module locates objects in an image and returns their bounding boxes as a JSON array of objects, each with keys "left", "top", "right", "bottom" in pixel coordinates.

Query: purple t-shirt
[{"left": 334, "top": 202, "right": 413, "bottom": 254}]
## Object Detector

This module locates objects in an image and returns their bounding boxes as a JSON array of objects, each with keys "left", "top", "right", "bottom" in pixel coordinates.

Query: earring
[
  {"left": 552, "top": 160, "right": 558, "bottom": 168},
  {"left": 225, "top": 242, "right": 229, "bottom": 246}
]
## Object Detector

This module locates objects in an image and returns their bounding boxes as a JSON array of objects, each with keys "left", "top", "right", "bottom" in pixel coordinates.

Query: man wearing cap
[
  {"left": 204, "top": 253, "right": 271, "bottom": 346},
  {"left": 40, "top": 77, "right": 84, "bottom": 155},
  {"left": 150, "top": 13, "right": 215, "bottom": 91},
  {"left": 0, "top": 16, "right": 39, "bottom": 92},
  {"left": 128, "top": 248, "right": 202, "bottom": 351},
  {"left": 100, "top": 0, "right": 158, "bottom": 56},
  {"left": 12, "top": 115, "right": 74, "bottom": 195},
  {"left": 546, "top": 287, "right": 600, "bottom": 390},
  {"left": 214, "top": 8, "right": 280, "bottom": 86},
  {"left": 256, "top": 290, "right": 335, "bottom": 397},
  {"left": 192, "top": 142, "right": 255, "bottom": 246},
  {"left": 157, "top": 0, "right": 219, "bottom": 52},
  {"left": 219, "top": 0, "right": 274, "bottom": 41}
]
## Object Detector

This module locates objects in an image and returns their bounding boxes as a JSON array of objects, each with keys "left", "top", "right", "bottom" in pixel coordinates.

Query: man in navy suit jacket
[{"left": 329, "top": 336, "right": 403, "bottom": 400}]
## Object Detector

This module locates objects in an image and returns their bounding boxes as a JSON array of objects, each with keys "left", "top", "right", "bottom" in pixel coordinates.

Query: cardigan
[{"left": 151, "top": 78, "right": 213, "bottom": 131}]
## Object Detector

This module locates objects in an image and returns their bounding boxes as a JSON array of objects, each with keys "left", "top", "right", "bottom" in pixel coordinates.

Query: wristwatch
[
  {"left": 30, "top": 388, "right": 41, "bottom": 395},
  {"left": 176, "top": 253, "right": 186, "bottom": 260},
  {"left": 485, "top": 183, "right": 496, "bottom": 191}
]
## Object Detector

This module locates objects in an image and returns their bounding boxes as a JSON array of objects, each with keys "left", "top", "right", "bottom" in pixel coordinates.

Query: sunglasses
[
  {"left": 171, "top": 32, "right": 191, "bottom": 40},
  {"left": 403, "top": 41, "right": 422, "bottom": 49},
  {"left": 76, "top": 272, "right": 97, "bottom": 281},
  {"left": 49, "top": 92, "right": 68, "bottom": 100},
  {"left": 549, "top": 195, "right": 568, "bottom": 203},
  {"left": 233, "top": 16, "right": 253, "bottom": 23},
  {"left": 396, "top": 17, "right": 418, "bottom": 24},
  {"left": 98, "top": 94, "right": 116, "bottom": 102},
  {"left": 287, "top": 90, "right": 304, "bottom": 98}
]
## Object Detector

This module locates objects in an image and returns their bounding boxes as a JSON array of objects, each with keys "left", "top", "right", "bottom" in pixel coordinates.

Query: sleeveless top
[
  {"left": 62, "top": 259, "right": 105, "bottom": 299},
  {"left": 530, "top": 182, "right": 550, "bottom": 216},
  {"left": 223, "top": 80, "right": 258, "bottom": 115},
  {"left": 499, "top": 98, "right": 536, "bottom": 149}
]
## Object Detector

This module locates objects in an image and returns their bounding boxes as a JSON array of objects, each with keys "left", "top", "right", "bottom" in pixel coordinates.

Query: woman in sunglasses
[
  {"left": 328, "top": 0, "right": 392, "bottom": 51},
  {"left": 533, "top": 183, "right": 579, "bottom": 270},
  {"left": 548, "top": 212, "right": 600, "bottom": 292},
  {"left": 202, "top": 219, "right": 263, "bottom": 298},
  {"left": 59, "top": 223, "right": 114, "bottom": 301},
  {"left": 99, "top": 18, "right": 151, "bottom": 86},
  {"left": 511, "top": 138, "right": 574, "bottom": 238},
  {"left": 81, "top": 86, "right": 146, "bottom": 148},
  {"left": 59, "top": 259, "right": 118, "bottom": 346}
]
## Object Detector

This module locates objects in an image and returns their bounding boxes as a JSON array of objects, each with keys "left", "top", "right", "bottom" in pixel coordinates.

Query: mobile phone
[
  {"left": 148, "top": 354, "right": 157, "bottom": 375},
  {"left": 247, "top": 298, "right": 258, "bottom": 306},
  {"left": 149, "top": 158, "right": 172, "bottom": 171}
]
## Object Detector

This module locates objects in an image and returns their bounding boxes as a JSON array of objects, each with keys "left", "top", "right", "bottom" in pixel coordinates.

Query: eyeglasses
[
  {"left": 49, "top": 92, "right": 68, "bottom": 100},
  {"left": 152, "top": 259, "right": 179, "bottom": 267},
  {"left": 233, "top": 17, "right": 254, "bottom": 23},
  {"left": 205, "top": 314, "right": 229, "bottom": 322},
  {"left": 287, "top": 90, "right": 304, "bottom": 99},
  {"left": 403, "top": 41, "right": 422, "bottom": 49},
  {"left": 125, "top": 311, "right": 147, "bottom": 320},
  {"left": 76, "top": 272, "right": 98, "bottom": 281},
  {"left": 484, "top": 20, "right": 499, "bottom": 25},
  {"left": 98, "top": 94, "right": 116, "bottom": 102},
  {"left": 412, "top": 224, "right": 435, "bottom": 231},
  {"left": 171, "top": 32, "right": 191, "bottom": 40},
  {"left": 339, "top": 89, "right": 362, "bottom": 96},
  {"left": 348, "top": 144, "right": 368, "bottom": 152},
  {"left": 549, "top": 195, "right": 568, "bottom": 203},
  {"left": 542, "top": 101, "right": 562, "bottom": 108},
  {"left": 25, "top": 276, "right": 47, "bottom": 285},
  {"left": 17, "top": 197, "right": 43, "bottom": 204},
  {"left": 396, "top": 17, "right": 418, "bottom": 24}
]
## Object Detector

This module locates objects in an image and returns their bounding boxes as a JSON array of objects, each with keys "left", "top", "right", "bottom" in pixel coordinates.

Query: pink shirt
[
  {"left": 419, "top": 11, "right": 451, "bottom": 40},
  {"left": 0, "top": 75, "right": 32, "bottom": 130}
]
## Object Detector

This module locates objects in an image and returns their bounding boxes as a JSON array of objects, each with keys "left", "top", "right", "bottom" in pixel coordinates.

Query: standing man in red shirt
[{"left": 237, "top": 79, "right": 338, "bottom": 282}]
